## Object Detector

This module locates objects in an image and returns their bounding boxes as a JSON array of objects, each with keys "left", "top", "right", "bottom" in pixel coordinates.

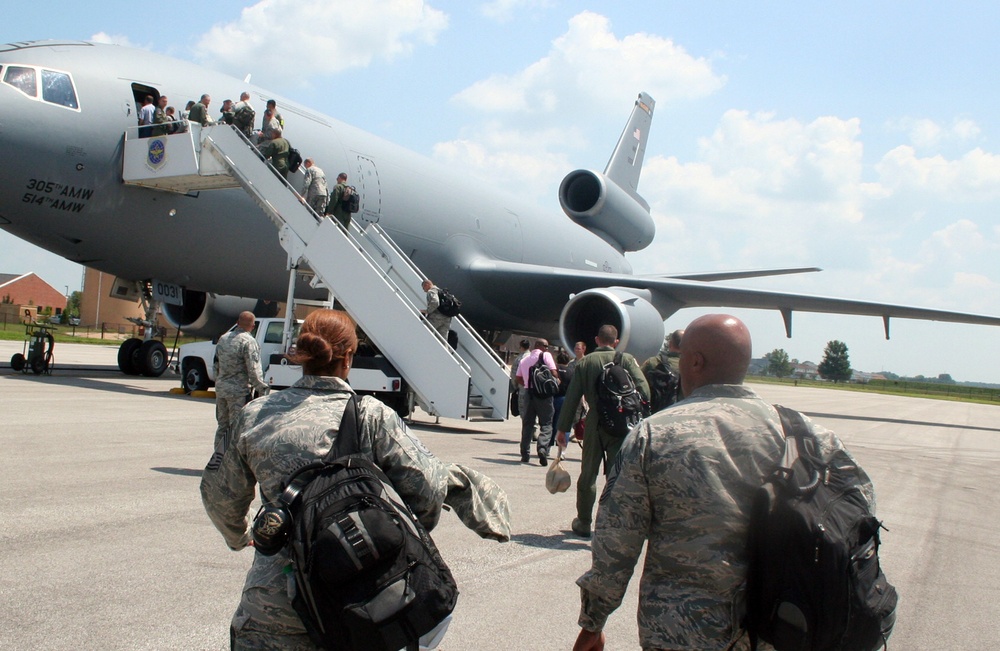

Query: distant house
[
  {"left": 0, "top": 272, "right": 67, "bottom": 323},
  {"left": 748, "top": 357, "right": 769, "bottom": 375},
  {"left": 791, "top": 360, "right": 820, "bottom": 380}
]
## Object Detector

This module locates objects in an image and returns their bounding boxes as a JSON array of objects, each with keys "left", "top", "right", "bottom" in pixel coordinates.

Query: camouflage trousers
[
  {"left": 214, "top": 393, "right": 249, "bottom": 452},
  {"left": 229, "top": 554, "right": 317, "bottom": 651},
  {"left": 427, "top": 313, "right": 451, "bottom": 341},
  {"left": 307, "top": 195, "right": 327, "bottom": 215}
]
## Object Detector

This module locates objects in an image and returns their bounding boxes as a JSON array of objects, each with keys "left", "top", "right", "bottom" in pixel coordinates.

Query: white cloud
[
  {"left": 697, "top": 111, "right": 864, "bottom": 211},
  {"left": 888, "top": 116, "right": 982, "bottom": 149},
  {"left": 195, "top": 0, "right": 448, "bottom": 86},
  {"left": 452, "top": 11, "right": 725, "bottom": 116},
  {"left": 90, "top": 32, "right": 141, "bottom": 48},
  {"left": 437, "top": 11, "right": 726, "bottom": 196},
  {"left": 919, "top": 219, "right": 995, "bottom": 265},
  {"left": 876, "top": 146, "right": 1000, "bottom": 198}
]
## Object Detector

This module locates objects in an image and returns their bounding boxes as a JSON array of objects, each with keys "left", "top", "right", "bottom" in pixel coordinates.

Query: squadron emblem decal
[{"left": 146, "top": 138, "right": 167, "bottom": 171}]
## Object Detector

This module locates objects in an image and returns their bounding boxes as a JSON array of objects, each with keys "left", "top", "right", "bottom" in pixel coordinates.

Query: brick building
[{"left": 0, "top": 272, "right": 67, "bottom": 324}]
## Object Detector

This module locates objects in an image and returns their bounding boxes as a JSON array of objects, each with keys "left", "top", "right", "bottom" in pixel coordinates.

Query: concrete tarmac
[{"left": 2, "top": 343, "right": 999, "bottom": 649}]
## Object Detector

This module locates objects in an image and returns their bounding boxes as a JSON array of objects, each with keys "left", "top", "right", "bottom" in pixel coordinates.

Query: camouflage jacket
[
  {"left": 300, "top": 164, "right": 327, "bottom": 202},
  {"left": 424, "top": 285, "right": 451, "bottom": 327},
  {"left": 212, "top": 329, "right": 267, "bottom": 399},
  {"left": 577, "top": 384, "right": 872, "bottom": 650},
  {"left": 200, "top": 375, "right": 510, "bottom": 643}
]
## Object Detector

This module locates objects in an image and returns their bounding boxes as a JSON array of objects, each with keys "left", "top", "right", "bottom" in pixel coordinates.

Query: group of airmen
[
  {"left": 137, "top": 89, "right": 356, "bottom": 230},
  {"left": 200, "top": 304, "right": 871, "bottom": 650}
]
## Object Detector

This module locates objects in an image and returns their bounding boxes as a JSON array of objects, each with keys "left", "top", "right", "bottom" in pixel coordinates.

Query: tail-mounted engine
[
  {"left": 559, "top": 287, "right": 665, "bottom": 362},
  {"left": 559, "top": 169, "right": 655, "bottom": 253}
]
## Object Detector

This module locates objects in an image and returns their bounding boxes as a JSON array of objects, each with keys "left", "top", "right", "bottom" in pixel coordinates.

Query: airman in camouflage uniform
[
  {"left": 212, "top": 311, "right": 268, "bottom": 455},
  {"left": 300, "top": 159, "right": 328, "bottom": 214},
  {"left": 640, "top": 329, "right": 683, "bottom": 414},
  {"left": 572, "top": 315, "right": 873, "bottom": 651},
  {"left": 421, "top": 279, "right": 452, "bottom": 341},
  {"left": 555, "top": 324, "right": 650, "bottom": 538},
  {"left": 201, "top": 309, "right": 510, "bottom": 651}
]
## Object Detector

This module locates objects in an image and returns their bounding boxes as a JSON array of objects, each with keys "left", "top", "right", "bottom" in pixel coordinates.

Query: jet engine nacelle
[
  {"left": 559, "top": 169, "right": 655, "bottom": 252},
  {"left": 559, "top": 287, "right": 665, "bottom": 362},
  {"left": 161, "top": 290, "right": 260, "bottom": 338}
]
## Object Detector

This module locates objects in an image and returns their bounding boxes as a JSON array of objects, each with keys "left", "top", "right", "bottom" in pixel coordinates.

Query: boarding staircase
[{"left": 121, "top": 124, "right": 509, "bottom": 420}]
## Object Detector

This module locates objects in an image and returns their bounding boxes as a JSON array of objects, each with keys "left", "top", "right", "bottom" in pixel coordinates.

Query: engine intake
[
  {"left": 162, "top": 290, "right": 259, "bottom": 337},
  {"left": 559, "top": 287, "right": 665, "bottom": 362},
  {"left": 559, "top": 169, "right": 655, "bottom": 252}
]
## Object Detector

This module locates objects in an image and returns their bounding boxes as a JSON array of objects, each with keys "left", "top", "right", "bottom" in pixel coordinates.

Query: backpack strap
[
  {"left": 773, "top": 404, "right": 821, "bottom": 496},
  {"left": 326, "top": 393, "right": 361, "bottom": 461},
  {"left": 613, "top": 350, "right": 623, "bottom": 366},
  {"left": 278, "top": 394, "right": 362, "bottom": 508}
]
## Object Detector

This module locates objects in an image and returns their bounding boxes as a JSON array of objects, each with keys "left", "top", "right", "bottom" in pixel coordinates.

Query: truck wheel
[
  {"left": 183, "top": 360, "right": 209, "bottom": 393},
  {"left": 10, "top": 353, "right": 26, "bottom": 372},
  {"left": 380, "top": 391, "right": 411, "bottom": 418},
  {"left": 30, "top": 355, "right": 47, "bottom": 375},
  {"left": 117, "top": 338, "right": 143, "bottom": 375},
  {"left": 139, "top": 340, "right": 168, "bottom": 377}
]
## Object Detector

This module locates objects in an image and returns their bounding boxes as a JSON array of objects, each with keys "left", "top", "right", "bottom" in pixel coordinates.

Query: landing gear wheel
[
  {"left": 182, "top": 360, "right": 209, "bottom": 392},
  {"left": 10, "top": 353, "right": 26, "bottom": 372},
  {"left": 117, "top": 338, "right": 143, "bottom": 375},
  {"left": 139, "top": 340, "right": 168, "bottom": 377}
]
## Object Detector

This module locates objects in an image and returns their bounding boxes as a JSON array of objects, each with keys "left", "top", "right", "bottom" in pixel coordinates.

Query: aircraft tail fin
[{"left": 604, "top": 92, "right": 655, "bottom": 203}]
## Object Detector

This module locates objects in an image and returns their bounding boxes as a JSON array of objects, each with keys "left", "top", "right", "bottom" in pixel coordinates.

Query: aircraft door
[{"left": 353, "top": 155, "right": 381, "bottom": 225}]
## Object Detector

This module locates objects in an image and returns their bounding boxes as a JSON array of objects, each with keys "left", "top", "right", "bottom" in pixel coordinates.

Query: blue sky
[{"left": 4, "top": 1, "right": 1000, "bottom": 382}]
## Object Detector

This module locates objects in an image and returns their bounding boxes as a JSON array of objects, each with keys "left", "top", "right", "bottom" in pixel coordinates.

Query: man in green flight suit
[
  {"left": 325, "top": 172, "right": 353, "bottom": 229},
  {"left": 556, "top": 324, "right": 649, "bottom": 538},
  {"left": 259, "top": 127, "right": 291, "bottom": 179}
]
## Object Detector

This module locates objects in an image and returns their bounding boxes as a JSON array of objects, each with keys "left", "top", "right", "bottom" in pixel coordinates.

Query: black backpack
[
  {"left": 288, "top": 147, "right": 303, "bottom": 173},
  {"left": 644, "top": 359, "right": 680, "bottom": 413},
  {"left": 342, "top": 185, "right": 361, "bottom": 213},
  {"left": 595, "top": 351, "right": 648, "bottom": 437},
  {"left": 254, "top": 396, "right": 458, "bottom": 651},
  {"left": 435, "top": 288, "right": 461, "bottom": 317},
  {"left": 743, "top": 405, "right": 897, "bottom": 651},
  {"left": 529, "top": 351, "right": 559, "bottom": 398}
]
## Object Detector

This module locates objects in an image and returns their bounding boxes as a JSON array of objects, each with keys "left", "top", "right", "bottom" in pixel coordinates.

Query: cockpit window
[
  {"left": 2, "top": 64, "right": 79, "bottom": 110},
  {"left": 4, "top": 66, "right": 37, "bottom": 97},
  {"left": 41, "top": 69, "right": 78, "bottom": 109}
]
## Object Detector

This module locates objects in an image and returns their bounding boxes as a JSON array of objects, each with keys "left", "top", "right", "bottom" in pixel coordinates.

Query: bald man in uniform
[{"left": 572, "top": 314, "right": 868, "bottom": 650}]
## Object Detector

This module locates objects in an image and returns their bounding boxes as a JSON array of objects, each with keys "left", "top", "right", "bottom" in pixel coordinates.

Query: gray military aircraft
[{"left": 2, "top": 40, "right": 999, "bottom": 376}]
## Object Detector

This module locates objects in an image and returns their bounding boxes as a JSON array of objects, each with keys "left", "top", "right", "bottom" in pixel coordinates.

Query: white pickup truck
[{"left": 178, "top": 317, "right": 408, "bottom": 413}]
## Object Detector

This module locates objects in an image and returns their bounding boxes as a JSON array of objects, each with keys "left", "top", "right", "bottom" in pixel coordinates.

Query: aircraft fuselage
[{"left": 0, "top": 41, "right": 631, "bottom": 336}]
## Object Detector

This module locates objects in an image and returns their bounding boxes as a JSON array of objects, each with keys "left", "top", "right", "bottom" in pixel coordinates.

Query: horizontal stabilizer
[{"left": 648, "top": 267, "right": 823, "bottom": 282}]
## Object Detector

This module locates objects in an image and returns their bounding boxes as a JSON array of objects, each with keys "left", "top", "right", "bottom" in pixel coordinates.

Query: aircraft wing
[{"left": 467, "top": 258, "right": 1000, "bottom": 337}]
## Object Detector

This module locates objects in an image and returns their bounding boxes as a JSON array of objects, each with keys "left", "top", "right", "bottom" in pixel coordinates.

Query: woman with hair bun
[{"left": 201, "top": 309, "right": 511, "bottom": 650}]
